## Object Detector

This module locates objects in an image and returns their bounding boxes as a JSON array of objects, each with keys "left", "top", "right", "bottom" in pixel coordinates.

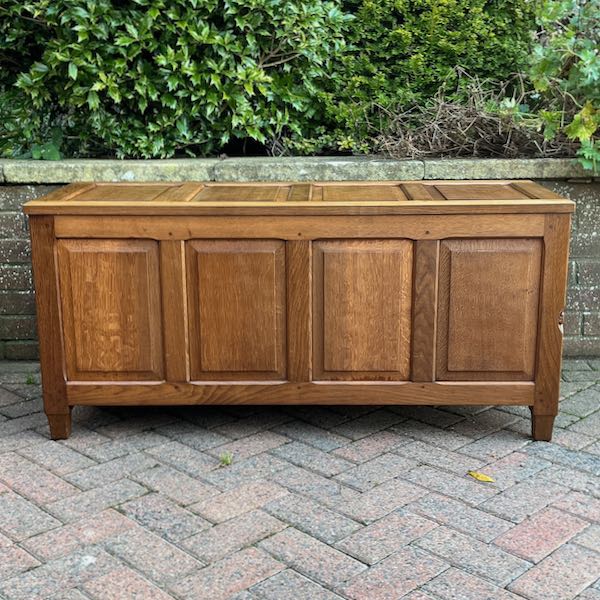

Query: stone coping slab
[{"left": 0, "top": 157, "right": 592, "bottom": 184}]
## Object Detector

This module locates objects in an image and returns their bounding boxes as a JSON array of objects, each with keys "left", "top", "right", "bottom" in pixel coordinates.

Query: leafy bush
[
  {"left": 297, "top": 0, "right": 537, "bottom": 153},
  {"left": 529, "top": 0, "right": 600, "bottom": 170},
  {"left": 0, "top": 0, "right": 348, "bottom": 158}
]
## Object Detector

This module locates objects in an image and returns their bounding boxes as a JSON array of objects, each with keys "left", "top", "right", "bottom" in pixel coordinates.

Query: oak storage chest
[{"left": 24, "top": 180, "right": 574, "bottom": 440}]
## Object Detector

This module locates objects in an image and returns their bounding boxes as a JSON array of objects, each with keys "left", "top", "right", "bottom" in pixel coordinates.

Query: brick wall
[{"left": 0, "top": 181, "right": 598, "bottom": 359}]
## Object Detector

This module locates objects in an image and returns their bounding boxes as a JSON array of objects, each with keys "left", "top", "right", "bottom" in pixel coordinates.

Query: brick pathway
[{"left": 0, "top": 359, "right": 599, "bottom": 600}]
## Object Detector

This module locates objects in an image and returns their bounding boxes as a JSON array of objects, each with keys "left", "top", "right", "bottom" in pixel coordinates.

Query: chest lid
[{"left": 23, "top": 180, "right": 574, "bottom": 215}]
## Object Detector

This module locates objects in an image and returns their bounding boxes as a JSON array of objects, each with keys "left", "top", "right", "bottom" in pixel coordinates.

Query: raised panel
[
  {"left": 57, "top": 239, "right": 163, "bottom": 381},
  {"left": 313, "top": 240, "right": 412, "bottom": 380},
  {"left": 187, "top": 240, "right": 286, "bottom": 380},
  {"left": 437, "top": 239, "right": 542, "bottom": 381}
]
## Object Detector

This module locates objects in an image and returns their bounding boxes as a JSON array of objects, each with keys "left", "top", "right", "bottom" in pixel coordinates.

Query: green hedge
[{"left": 0, "top": 0, "right": 536, "bottom": 158}]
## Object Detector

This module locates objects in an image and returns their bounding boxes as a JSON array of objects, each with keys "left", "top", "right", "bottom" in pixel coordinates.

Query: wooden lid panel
[
  {"left": 75, "top": 184, "right": 178, "bottom": 202},
  {"left": 23, "top": 180, "right": 574, "bottom": 215}
]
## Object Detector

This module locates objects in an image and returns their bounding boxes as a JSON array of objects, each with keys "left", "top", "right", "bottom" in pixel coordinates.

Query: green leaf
[{"left": 68, "top": 63, "right": 78, "bottom": 80}]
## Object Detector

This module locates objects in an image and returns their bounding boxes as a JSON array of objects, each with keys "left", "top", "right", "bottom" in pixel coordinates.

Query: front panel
[
  {"left": 57, "top": 239, "right": 163, "bottom": 381},
  {"left": 186, "top": 240, "right": 286, "bottom": 380},
  {"left": 313, "top": 239, "right": 413, "bottom": 380},
  {"left": 437, "top": 238, "right": 542, "bottom": 381}
]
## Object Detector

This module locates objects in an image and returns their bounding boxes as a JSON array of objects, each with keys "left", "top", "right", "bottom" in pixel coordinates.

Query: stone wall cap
[{"left": 0, "top": 156, "right": 590, "bottom": 183}]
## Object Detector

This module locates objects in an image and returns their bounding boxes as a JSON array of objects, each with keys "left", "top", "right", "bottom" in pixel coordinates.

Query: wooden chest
[{"left": 24, "top": 180, "right": 574, "bottom": 440}]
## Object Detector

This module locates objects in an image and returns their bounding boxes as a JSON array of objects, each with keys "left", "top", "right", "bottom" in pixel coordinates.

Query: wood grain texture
[
  {"left": 66, "top": 381, "right": 534, "bottom": 406},
  {"left": 53, "top": 214, "right": 547, "bottom": 240},
  {"left": 534, "top": 214, "right": 572, "bottom": 419},
  {"left": 437, "top": 238, "right": 542, "bottom": 381},
  {"left": 29, "top": 216, "right": 69, "bottom": 437},
  {"left": 24, "top": 180, "right": 575, "bottom": 216},
  {"left": 186, "top": 240, "right": 286, "bottom": 380},
  {"left": 160, "top": 241, "right": 189, "bottom": 381},
  {"left": 57, "top": 239, "right": 163, "bottom": 381},
  {"left": 313, "top": 240, "right": 412, "bottom": 380},
  {"left": 286, "top": 241, "right": 312, "bottom": 381},
  {"left": 411, "top": 240, "right": 439, "bottom": 382}
]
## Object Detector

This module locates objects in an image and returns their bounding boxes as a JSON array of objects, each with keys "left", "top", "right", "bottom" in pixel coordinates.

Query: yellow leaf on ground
[{"left": 467, "top": 470, "right": 495, "bottom": 483}]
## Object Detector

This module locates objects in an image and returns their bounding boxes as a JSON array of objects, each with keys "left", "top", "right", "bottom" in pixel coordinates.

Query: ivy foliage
[
  {"left": 0, "top": 0, "right": 349, "bottom": 158},
  {"left": 530, "top": 0, "right": 600, "bottom": 170}
]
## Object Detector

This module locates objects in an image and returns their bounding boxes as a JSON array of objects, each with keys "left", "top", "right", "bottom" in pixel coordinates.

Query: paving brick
[
  {"left": 561, "top": 386, "right": 600, "bottom": 417},
  {"left": 285, "top": 406, "right": 351, "bottom": 429},
  {"left": 48, "top": 590, "right": 90, "bottom": 600},
  {"left": 272, "top": 465, "right": 353, "bottom": 504},
  {"left": 334, "top": 477, "right": 428, "bottom": 524},
  {"left": 94, "top": 412, "right": 175, "bottom": 439},
  {"left": 551, "top": 427, "right": 596, "bottom": 450},
  {"left": 155, "top": 422, "right": 231, "bottom": 451},
  {"left": 46, "top": 479, "right": 147, "bottom": 523},
  {"left": 0, "top": 544, "right": 40, "bottom": 580},
  {"left": 509, "top": 544, "right": 600, "bottom": 600},
  {"left": 206, "top": 431, "right": 289, "bottom": 462},
  {"left": 0, "top": 398, "right": 41, "bottom": 419},
  {"left": 526, "top": 441, "right": 600, "bottom": 476},
  {"left": 81, "top": 432, "right": 169, "bottom": 462},
  {"left": 553, "top": 491, "right": 600, "bottom": 522},
  {"left": 182, "top": 509, "right": 284, "bottom": 563},
  {"left": 145, "top": 440, "right": 219, "bottom": 477},
  {"left": 392, "top": 405, "right": 465, "bottom": 428},
  {"left": 457, "top": 430, "right": 530, "bottom": 461},
  {"left": 406, "top": 493, "right": 513, "bottom": 543},
  {"left": 0, "top": 429, "right": 46, "bottom": 454},
  {"left": 396, "top": 440, "right": 485, "bottom": 475},
  {"left": 423, "top": 567, "right": 523, "bottom": 600},
  {"left": 0, "top": 452, "right": 78, "bottom": 504},
  {"left": 104, "top": 527, "right": 203, "bottom": 586},
  {"left": 133, "top": 465, "right": 216, "bottom": 505},
  {"left": 392, "top": 420, "right": 475, "bottom": 450},
  {"left": 415, "top": 526, "right": 530, "bottom": 586},
  {"left": 494, "top": 507, "right": 588, "bottom": 562},
  {"left": 483, "top": 451, "right": 552, "bottom": 489},
  {"left": 265, "top": 493, "right": 360, "bottom": 544},
  {"left": 334, "top": 453, "right": 416, "bottom": 491},
  {"left": 402, "top": 465, "right": 498, "bottom": 506},
  {"left": 119, "top": 493, "right": 210, "bottom": 542},
  {"left": 202, "top": 454, "right": 289, "bottom": 491},
  {"left": 214, "top": 410, "right": 291, "bottom": 439},
  {"left": 335, "top": 508, "right": 437, "bottom": 564},
  {"left": 65, "top": 452, "right": 159, "bottom": 490},
  {"left": 0, "top": 492, "right": 61, "bottom": 541},
  {"left": 573, "top": 524, "right": 600, "bottom": 552},
  {"left": 0, "top": 547, "right": 118, "bottom": 600},
  {"left": 191, "top": 479, "right": 288, "bottom": 523},
  {"left": 60, "top": 429, "right": 112, "bottom": 454},
  {"left": 578, "top": 588, "right": 600, "bottom": 600},
  {"left": 569, "top": 409, "right": 600, "bottom": 436},
  {"left": 250, "top": 569, "right": 344, "bottom": 599},
  {"left": 480, "top": 479, "right": 570, "bottom": 523},
  {"left": 337, "top": 546, "right": 448, "bottom": 600},
  {"left": 274, "top": 420, "right": 350, "bottom": 451},
  {"left": 171, "top": 547, "right": 284, "bottom": 600},
  {"left": 332, "top": 430, "right": 410, "bottom": 463},
  {"left": 271, "top": 441, "right": 352, "bottom": 478},
  {"left": 81, "top": 566, "right": 173, "bottom": 600},
  {"left": 539, "top": 465, "right": 600, "bottom": 496},
  {"left": 22, "top": 509, "right": 138, "bottom": 561},
  {"left": 331, "top": 409, "right": 404, "bottom": 441},
  {"left": 258, "top": 528, "right": 366, "bottom": 588},
  {"left": 450, "top": 409, "right": 520, "bottom": 439}
]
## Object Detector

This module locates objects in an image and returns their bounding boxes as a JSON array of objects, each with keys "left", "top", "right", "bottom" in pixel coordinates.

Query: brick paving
[{"left": 0, "top": 359, "right": 599, "bottom": 599}]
